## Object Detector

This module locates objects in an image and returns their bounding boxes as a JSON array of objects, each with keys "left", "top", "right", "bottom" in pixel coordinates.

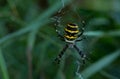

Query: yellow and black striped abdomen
[{"left": 64, "top": 23, "right": 79, "bottom": 41}]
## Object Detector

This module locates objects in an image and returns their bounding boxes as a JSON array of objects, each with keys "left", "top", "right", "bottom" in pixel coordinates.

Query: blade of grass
[
  {"left": 26, "top": 30, "right": 38, "bottom": 79},
  {"left": 34, "top": 41, "right": 48, "bottom": 74},
  {"left": 81, "top": 49, "right": 120, "bottom": 79},
  {"left": 1, "top": 29, "right": 120, "bottom": 46},
  {"left": 84, "top": 30, "right": 120, "bottom": 37},
  {"left": 0, "top": 0, "right": 71, "bottom": 45},
  {"left": 0, "top": 48, "right": 9, "bottom": 79},
  {"left": 100, "top": 70, "right": 119, "bottom": 79}
]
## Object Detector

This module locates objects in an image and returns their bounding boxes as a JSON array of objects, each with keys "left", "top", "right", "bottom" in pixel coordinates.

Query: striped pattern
[
  {"left": 64, "top": 23, "right": 79, "bottom": 41},
  {"left": 67, "top": 23, "right": 78, "bottom": 28}
]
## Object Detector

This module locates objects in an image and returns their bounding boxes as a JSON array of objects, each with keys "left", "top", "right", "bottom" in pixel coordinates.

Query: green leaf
[
  {"left": 0, "top": 48, "right": 9, "bottom": 79},
  {"left": 81, "top": 49, "right": 120, "bottom": 79},
  {"left": 0, "top": 0, "right": 71, "bottom": 45},
  {"left": 84, "top": 30, "right": 120, "bottom": 37}
]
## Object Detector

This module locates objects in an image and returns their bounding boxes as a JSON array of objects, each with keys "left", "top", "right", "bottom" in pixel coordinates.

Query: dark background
[{"left": 0, "top": 0, "right": 120, "bottom": 79}]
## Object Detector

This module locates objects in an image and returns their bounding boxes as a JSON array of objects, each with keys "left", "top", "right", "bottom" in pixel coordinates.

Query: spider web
[{"left": 51, "top": 0, "right": 87, "bottom": 79}]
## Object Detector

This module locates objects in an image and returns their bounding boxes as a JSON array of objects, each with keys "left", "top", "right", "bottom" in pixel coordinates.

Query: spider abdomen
[{"left": 64, "top": 23, "right": 79, "bottom": 41}]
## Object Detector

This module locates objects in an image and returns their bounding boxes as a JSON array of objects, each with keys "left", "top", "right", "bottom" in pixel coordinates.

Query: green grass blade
[
  {"left": 26, "top": 29, "right": 38, "bottom": 79},
  {"left": 0, "top": 48, "right": 9, "bottom": 79},
  {"left": 100, "top": 70, "right": 119, "bottom": 79},
  {"left": 0, "top": 0, "right": 71, "bottom": 45},
  {"left": 84, "top": 30, "right": 120, "bottom": 37},
  {"left": 81, "top": 49, "right": 120, "bottom": 79}
]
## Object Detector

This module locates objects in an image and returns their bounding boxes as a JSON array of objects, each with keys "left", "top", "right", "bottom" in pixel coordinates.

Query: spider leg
[
  {"left": 78, "top": 28, "right": 84, "bottom": 38},
  {"left": 78, "top": 21, "right": 86, "bottom": 38},
  {"left": 76, "top": 37, "right": 86, "bottom": 42},
  {"left": 82, "top": 21, "right": 85, "bottom": 27},
  {"left": 54, "top": 44, "right": 68, "bottom": 64},
  {"left": 55, "top": 28, "right": 65, "bottom": 41},
  {"left": 53, "top": 13, "right": 65, "bottom": 41},
  {"left": 74, "top": 45, "right": 87, "bottom": 64}
]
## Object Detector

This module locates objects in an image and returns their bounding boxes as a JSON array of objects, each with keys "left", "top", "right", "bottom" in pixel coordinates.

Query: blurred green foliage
[{"left": 0, "top": 0, "right": 120, "bottom": 79}]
